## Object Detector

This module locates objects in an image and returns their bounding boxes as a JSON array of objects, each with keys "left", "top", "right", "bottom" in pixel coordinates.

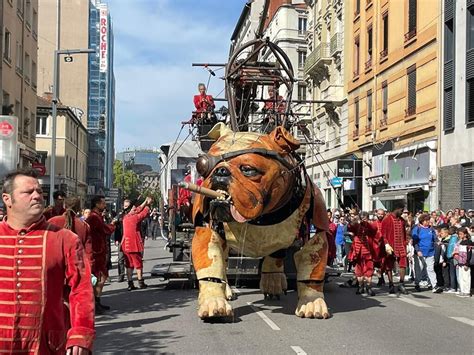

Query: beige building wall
[
  {"left": 1, "top": 0, "right": 39, "bottom": 166},
  {"left": 37, "top": 0, "right": 90, "bottom": 127},
  {"left": 36, "top": 99, "right": 88, "bottom": 203}
]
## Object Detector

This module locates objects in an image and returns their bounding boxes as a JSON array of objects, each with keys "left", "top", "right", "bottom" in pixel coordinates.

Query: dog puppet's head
[{"left": 193, "top": 123, "right": 302, "bottom": 224}]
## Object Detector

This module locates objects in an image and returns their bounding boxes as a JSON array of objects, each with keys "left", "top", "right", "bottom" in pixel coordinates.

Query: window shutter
[
  {"left": 408, "top": 68, "right": 417, "bottom": 110},
  {"left": 468, "top": 79, "right": 474, "bottom": 123},
  {"left": 444, "top": 88, "right": 454, "bottom": 130},
  {"left": 409, "top": 0, "right": 417, "bottom": 32},
  {"left": 367, "top": 91, "right": 372, "bottom": 120},
  {"left": 382, "top": 82, "right": 388, "bottom": 112},
  {"left": 462, "top": 164, "right": 474, "bottom": 203}
]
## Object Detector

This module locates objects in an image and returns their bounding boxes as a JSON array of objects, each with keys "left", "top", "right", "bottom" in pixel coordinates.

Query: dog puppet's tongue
[{"left": 230, "top": 205, "right": 249, "bottom": 223}]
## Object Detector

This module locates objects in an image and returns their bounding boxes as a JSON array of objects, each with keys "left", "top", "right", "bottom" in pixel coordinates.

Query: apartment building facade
[
  {"left": 304, "top": 0, "right": 349, "bottom": 209},
  {"left": 36, "top": 96, "right": 88, "bottom": 203},
  {"left": 346, "top": 0, "right": 440, "bottom": 212},
  {"left": 439, "top": 0, "right": 474, "bottom": 210},
  {"left": 1, "top": 0, "right": 39, "bottom": 168}
]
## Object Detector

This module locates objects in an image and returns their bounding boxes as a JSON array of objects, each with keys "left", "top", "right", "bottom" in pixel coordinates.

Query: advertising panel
[
  {"left": 99, "top": 6, "right": 108, "bottom": 73},
  {"left": 0, "top": 116, "right": 19, "bottom": 179}
]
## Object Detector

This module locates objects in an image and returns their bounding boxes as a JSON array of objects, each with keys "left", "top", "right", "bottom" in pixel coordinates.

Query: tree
[{"left": 113, "top": 160, "right": 140, "bottom": 201}]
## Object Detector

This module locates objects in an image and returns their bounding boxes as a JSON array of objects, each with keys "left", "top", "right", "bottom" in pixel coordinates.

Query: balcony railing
[
  {"left": 405, "top": 106, "right": 416, "bottom": 117},
  {"left": 365, "top": 124, "right": 372, "bottom": 133},
  {"left": 380, "top": 48, "right": 388, "bottom": 61},
  {"left": 330, "top": 32, "right": 342, "bottom": 56},
  {"left": 365, "top": 56, "right": 372, "bottom": 71},
  {"left": 304, "top": 42, "right": 331, "bottom": 75},
  {"left": 352, "top": 128, "right": 359, "bottom": 139},
  {"left": 380, "top": 116, "right": 388, "bottom": 127},
  {"left": 404, "top": 28, "right": 417, "bottom": 42}
]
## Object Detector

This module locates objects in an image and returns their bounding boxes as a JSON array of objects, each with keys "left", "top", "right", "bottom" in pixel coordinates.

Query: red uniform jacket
[
  {"left": 193, "top": 94, "right": 215, "bottom": 112},
  {"left": 371, "top": 219, "right": 385, "bottom": 263},
  {"left": 43, "top": 206, "right": 66, "bottom": 220},
  {"left": 380, "top": 213, "right": 407, "bottom": 258},
  {"left": 327, "top": 221, "right": 337, "bottom": 262},
  {"left": 264, "top": 95, "right": 286, "bottom": 113},
  {"left": 178, "top": 174, "right": 192, "bottom": 208},
  {"left": 347, "top": 221, "right": 378, "bottom": 262},
  {"left": 48, "top": 214, "right": 93, "bottom": 263},
  {"left": 85, "top": 211, "right": 115, "bottom": 277},
  {"left": 122, "top": 206, "right": 150, "bottom": 253},
  {"left": 0, "top": 218, "right": 95, "bottom": 353}
]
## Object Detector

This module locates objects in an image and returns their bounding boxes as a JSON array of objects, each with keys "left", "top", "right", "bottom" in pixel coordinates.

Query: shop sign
[{"left": 366, "top": 174, "right": 388, "bottom": 187}]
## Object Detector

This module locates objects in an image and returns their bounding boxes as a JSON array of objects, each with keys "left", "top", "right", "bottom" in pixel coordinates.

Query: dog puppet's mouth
[{"left": 208, "top": 190, "right": 250, "bottom": 223}]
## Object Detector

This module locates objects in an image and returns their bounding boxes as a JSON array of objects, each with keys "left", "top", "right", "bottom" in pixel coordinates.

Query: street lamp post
[{"left": 50, "top": 48, "right": 95, "bottom": 206}]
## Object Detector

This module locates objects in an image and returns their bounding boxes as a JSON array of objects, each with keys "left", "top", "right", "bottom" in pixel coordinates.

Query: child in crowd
[
  {"left": 453, "top": 227, "right": 472, "bottom": 297},
  {"left": 437, "top": 228, "right": 450, "bottom": 290},
  {"left": 446, "top": 227, "right": 459, "bottom": 293},
  {"left": 407, "top": 236, "right": 416, "bottom": 281}
]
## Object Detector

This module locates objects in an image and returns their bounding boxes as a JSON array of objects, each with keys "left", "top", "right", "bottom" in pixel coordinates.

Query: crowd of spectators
[{"left": 328, "top": 207, "right": 474, "bottom": 297}]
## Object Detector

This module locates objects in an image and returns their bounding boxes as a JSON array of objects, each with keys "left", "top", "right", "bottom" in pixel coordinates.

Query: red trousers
[
  {"left": 124, "top": 252, "right": 143, "bottom": 269},
  {"left": 354, "top": 258, "right": 374, "bottom": 278}
]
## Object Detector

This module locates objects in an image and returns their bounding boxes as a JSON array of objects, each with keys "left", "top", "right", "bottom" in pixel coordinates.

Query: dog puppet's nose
[{"left": 214, "top": 166, "right": 231, "bottom": 177}]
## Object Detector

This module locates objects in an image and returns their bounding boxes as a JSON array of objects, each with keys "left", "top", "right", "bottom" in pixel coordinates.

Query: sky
[{"left": 107, "top": 0, "right": 247, "bottom": 151}]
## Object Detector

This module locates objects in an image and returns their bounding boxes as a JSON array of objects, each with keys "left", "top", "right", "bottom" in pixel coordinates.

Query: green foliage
[{"left": 113, "top": 160, "right": 140, "bottom": 201}]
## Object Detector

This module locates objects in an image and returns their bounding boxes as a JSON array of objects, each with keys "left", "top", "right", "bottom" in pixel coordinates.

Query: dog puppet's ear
[
  {"left": 207, "top": 122, "right": 233, "bottom": 140},
  {"left": 269, "top": 126, "right": 300, "bottom": 153}
]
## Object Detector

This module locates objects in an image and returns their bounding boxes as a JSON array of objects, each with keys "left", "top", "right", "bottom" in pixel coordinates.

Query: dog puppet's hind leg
[{"left": 192, "top": 226, "right": 233, "bottom": 318}]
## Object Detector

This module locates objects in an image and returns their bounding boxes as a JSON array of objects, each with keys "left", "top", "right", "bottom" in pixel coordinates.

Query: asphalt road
[{"left": 95, "top": 239, "right": 474, "bottom": 355}]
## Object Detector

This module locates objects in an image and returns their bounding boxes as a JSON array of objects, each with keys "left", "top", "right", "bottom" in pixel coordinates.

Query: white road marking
[
  {"left": 389, "top": 295, "right": 432, "bottom": 308},
  {"left": 247, "top": 302, "right": 280, "bottom": 331},
  {"left": 450, "top": 317, "right": 474, "bottom": 327},
  {"left": 291, "top": 346, "right": 307, "bottom": 355}
]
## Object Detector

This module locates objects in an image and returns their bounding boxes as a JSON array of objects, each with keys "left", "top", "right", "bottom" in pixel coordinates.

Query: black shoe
[
  {"left": 366, "top": 286, "right": 375, "bottom": 296},
  {"left": 117, "top": 274, "right": 125, "bottom": 283},
  {"left": 356, "top": 286, "right": 364, "bottom": 295},
  {"left": 128, "top": 281, "right": 137, "bottom": 291},
  {"left": 95, "top": 297, "right": 110, "bottom": 311},
  {"left": 398, "top": 284, "right": 408, "bottom": 295},
  {"left": 376, "top": 278, "right": 384, "bottom": 287},
  {"left": 389, "top": 284, "right": 395, "bottom": 294},
  {"left": 414, "top": 285, "right": 422, "bottom": 292},
  {"left": 138, "top": 279, "right": 148, "bottom": 289}
]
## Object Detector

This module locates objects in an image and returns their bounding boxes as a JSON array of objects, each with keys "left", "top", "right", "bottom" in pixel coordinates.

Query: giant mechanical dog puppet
[{"left": 190, "top": 123, "right": 330, "bottom": 320}]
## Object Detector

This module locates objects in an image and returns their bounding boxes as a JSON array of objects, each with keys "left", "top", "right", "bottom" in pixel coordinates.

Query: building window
[
  {"left": 444, "top": 19, "right": 454, "bottom": 62},
  {"left": 467, "top": 78, "right": 474, "bottom": 124},
  {"left": 354, "top": 36, "right": 360, "bottom": 76},
  {"left": 444, "top": 88, "right": 454, "bottom": 131},
  {"left": 15, "top": 41, "right": 23, "bottom": 71},
  {"left": 298, "top": 51, "right": 306, "bottom": 69},
  {"left": 380, "top": 12, "right": 389, "bottom": 59},
  {"left": 382, "top": 81, "right": 388, "bottom": 125},
  {"left": 32, "top": 61, "right": 37, "bottom": 88},
  {"left": 298, "top": 83, "right": 306, "bottom": 101},
  {"left": 36, "top": 115, "right": 47, "bottom": 135},
  {"left": 32, "top": 9, "right": 38, "bottom": 37},
  {"left": 298, "top": 17, "right": 307, "bottom": 35},
  {"left": 468, "top": 6, "right": 474, "bottom": 50},
  {"left": 23, "top": 107, "right": 29, "bottom": 137},
  {"left": 30, "top": 113, "right": 35, "bottom": 138},
  {"left": 3, "top": 29, "right": 12, "bottom": 62},
  {"left": 25, "top": 0, "right": 31, "bottom": 26},
  {"left": 24, "top": 52, "right": 30, "bottom": 82},
  {"left": 461, "top": 163, "right": 474, "bottom": 208},
  {"left": 354, "top": 0, "right": 360, "bottom": 16},
  {"left": 367, "top": 90, "right": 373, "bottom": 131},
  {"left": 406, "top": 65, "right": 417, "bottom": 116},
  {"left": 366, "top": 25, "right": 373, "bottom": 70},
  {"left": 354, "top": 97, "right": 360, "bottom": 136},
  {"left": 405, "top": 0, "right": 417, "bottom": 42},
  {"left": 17, "top": 0, "right": 24, "bottom": 16}
]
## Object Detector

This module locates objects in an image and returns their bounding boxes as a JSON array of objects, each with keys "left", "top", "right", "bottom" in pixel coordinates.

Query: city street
[{"left": 95, "top": 240, "right": 474, "bottom": 354}]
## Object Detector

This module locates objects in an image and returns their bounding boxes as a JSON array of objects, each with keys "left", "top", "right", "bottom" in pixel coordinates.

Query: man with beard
[
  {"left": 0, "top": 168, "right": 94, "bottom": 353},
  {"left": 86, "top": 195, "right": 116, "bottom": 313},
  {"left": 381, "top": 201, "right": 409, "bottom": 294},
  {"left": 348, "top": 210, "right": 378, "bottom": 296},
  {"left": 372, "top": 209, "right": 386, "bottom": 286}
]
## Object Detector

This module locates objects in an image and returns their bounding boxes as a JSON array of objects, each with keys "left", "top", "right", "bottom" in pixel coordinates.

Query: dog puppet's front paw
[
  {"left": 198, "top": 281, "right": 233, "bottom": 319},
  {"left": 294, "top": 282, "right": 330, "bottom": 319}
]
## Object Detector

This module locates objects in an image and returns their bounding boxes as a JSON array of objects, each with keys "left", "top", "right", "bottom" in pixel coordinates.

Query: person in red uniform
[
  {"left": 85, "top": 195, "right": 116, "bottom": 313},
  {"left": 122, "top": 197, "right": 152, "bottom": 291},
  {"left": 327, "top": 210, "right": 337, "bottom": 266},
  {"left": 348, "top": 210, "right": 378, "bottom": 296},
  {"left": 372, "top": 208, "right": 386, "bottom": 286},
  {"left": 262, "top": 86, "right": 286, "bottom": 132},
  {"left": 193, "top": 83, "right": 215, "bottom": 121},
  {"left": 48, "top": 196, "right": 92, "bottom": 264},
  {"left": 0, "top": 168, "right": 94, "bottom": 354},
  {"left": 43, "top": 190, "right": 66, "bottom": 220},
  {"left": 381, "top": 201, "right": 409, "bottom": 294}
]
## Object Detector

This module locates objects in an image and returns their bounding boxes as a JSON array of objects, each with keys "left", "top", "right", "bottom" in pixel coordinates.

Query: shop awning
[{"left": 371, "top": 187, "right": 423, "bottom": 201}]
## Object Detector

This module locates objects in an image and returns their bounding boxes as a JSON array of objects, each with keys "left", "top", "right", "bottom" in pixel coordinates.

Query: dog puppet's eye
[{"left": 240, "top": 165, "right": 260, "bottom": 177}]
